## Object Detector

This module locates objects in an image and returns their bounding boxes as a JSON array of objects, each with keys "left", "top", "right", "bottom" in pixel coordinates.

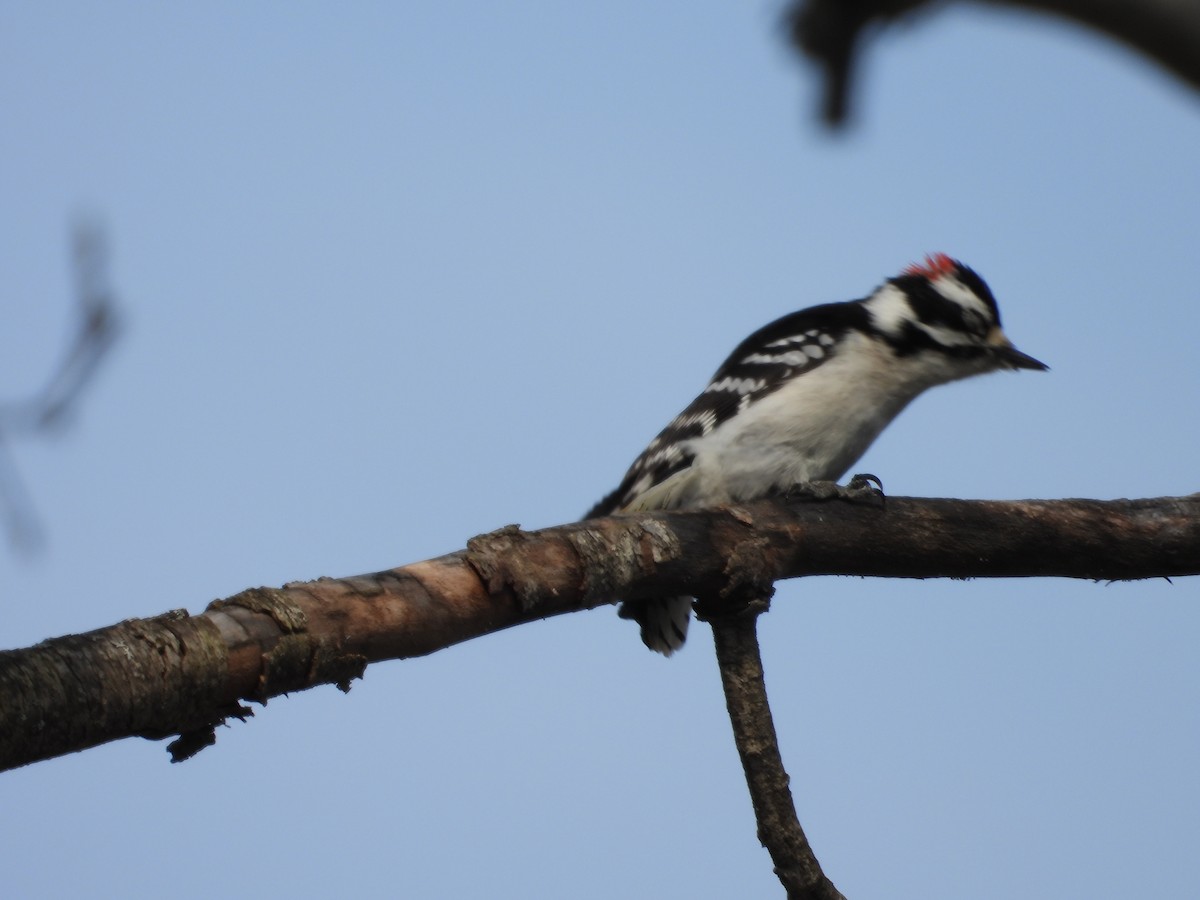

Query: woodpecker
[{"left": 586, "top": 254, "right": 1046, "bottom": 655}]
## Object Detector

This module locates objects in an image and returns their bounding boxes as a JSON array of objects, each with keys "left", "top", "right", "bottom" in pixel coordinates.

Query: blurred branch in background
[
  {"left": 786, "top": 0, "right": 1200, "bottom": 125},
  {"left": 0, "top": 219, "right": 120, "bottom": 552}
]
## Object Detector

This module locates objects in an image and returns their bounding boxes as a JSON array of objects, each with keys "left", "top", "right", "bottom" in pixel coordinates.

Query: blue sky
[{"left": 2, "top": 3, "right": 1198, "bottom": 898}]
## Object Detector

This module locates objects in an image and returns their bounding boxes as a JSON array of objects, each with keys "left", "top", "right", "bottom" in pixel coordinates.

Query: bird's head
[{"left": 865, "top": 253, "right": 1047, "bottom": 374}]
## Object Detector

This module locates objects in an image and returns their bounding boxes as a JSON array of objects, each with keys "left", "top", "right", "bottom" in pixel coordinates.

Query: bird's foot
[{"left": 784, "top": 473, "right": 885, "bottom": 507}]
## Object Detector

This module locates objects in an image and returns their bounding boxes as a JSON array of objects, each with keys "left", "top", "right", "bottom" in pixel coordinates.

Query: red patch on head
[{"left": 904, "top": 253, "right": 958, "bottom": 279}]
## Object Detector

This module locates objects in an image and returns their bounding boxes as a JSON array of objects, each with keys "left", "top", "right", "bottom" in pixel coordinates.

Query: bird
[{"left": 585, "top": 254, "right": 1046, "bottom": 655}]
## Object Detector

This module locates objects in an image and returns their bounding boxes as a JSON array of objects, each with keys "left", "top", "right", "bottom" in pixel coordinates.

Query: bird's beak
[{"left": 986, "top": 327, "right": 1048, "bottom": 371}]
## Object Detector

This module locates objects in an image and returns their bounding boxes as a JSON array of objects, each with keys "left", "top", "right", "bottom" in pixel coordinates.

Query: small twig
[
  {"left": 0, "top": 433, "right": 43, "bottom": 552},
  {"left": 705, "top": 602, "right": 847, "bottom": 900},
  {"left": 0, "top": 218, "right": 120, "bottom": 551}
]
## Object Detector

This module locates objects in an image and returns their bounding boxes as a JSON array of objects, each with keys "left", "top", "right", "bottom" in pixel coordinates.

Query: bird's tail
[{"left": 618, "top": 596, "right": 692, "bottom": 655}]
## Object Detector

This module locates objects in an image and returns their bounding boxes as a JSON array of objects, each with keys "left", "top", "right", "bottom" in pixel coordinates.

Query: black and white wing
[{"left": 586, "top": 301, "right": 868, "bottom": 517}]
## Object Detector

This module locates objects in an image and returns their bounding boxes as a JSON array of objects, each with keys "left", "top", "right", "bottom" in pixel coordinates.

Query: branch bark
[
  {"left": 2, "top": 493, "right": 1197, "bottom": 772},
  {"left": 786, "top": 0, "right": 1200, "bottom": 125},
  {"left": 706, "top": 602, "right": 848, "bottom": 900}
]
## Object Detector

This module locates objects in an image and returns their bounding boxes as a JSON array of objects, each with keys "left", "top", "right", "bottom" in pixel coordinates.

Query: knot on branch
[
  {"left": 209, "top": 587, "right": 308, "bottom": 633},
  {"left": 695, "top": 525, "right": 780, "bottom": 623},
  {"left": 208, "top": 587, "right": 364, "bottom": 701},
  {"left": 310, "top": 646, "right": 368, "bottom": 694},
  {"left": 466, "top": 524, "right": 564, "bottom": 612},
  {"left": 567, "top": 517, "right": 684, "bottom": 603},
  {"left": 164, "top": 701, "right": 254, "bottom": 764}
]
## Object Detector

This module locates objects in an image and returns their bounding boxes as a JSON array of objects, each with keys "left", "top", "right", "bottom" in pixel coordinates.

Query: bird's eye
[{"left": 961, "top": 309, "right": 988, "bottom": 337}]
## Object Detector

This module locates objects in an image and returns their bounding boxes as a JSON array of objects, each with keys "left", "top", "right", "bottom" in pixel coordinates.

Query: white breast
[{"left": 683, "top": 331, "right": 957, "bottom": 503}]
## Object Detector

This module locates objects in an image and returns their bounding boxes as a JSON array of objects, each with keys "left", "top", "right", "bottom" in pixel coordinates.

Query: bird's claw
[
  {"left": 846, "top": 472, "right": 884, "bottom": 498},
  {"left": 784, "top": 473, "right": 885, "bottom": 507}
]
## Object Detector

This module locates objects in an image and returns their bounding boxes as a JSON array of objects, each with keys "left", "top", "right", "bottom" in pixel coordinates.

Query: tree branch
[
  {"left": 704, "top": 600, "right": 848, "bottom": 900},
  {"left": 0, "top": 218, "right": 120, "bottom": 551},
  {"left": 2, "top": 493, "right": 1197, "bottom": 772},
  {"left": 786, "top": 0, "right": 1200, "bottom": 125}
]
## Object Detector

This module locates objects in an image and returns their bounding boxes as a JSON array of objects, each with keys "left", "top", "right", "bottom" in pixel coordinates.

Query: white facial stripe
[
  {"left": 864, "top": 283, "right": 913, "bottom": 338},
  {"left": 932, "top": 275, "right": 992, "bottom": 321},
  {"left": 915, "top": 321, "right": 975, "bottom": 347}
]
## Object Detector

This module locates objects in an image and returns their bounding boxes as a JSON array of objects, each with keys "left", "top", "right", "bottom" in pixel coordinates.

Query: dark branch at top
[{"left": 786, "top": 0, "right": 1200, "bottom": 126}]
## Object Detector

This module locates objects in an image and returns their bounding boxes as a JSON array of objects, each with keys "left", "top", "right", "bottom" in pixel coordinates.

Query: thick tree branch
[
  {"left": 786, "top": 0, "right": 1200, "bottom": 125},
  {"left": 1, "top": 493, "right": 1197, "bottom": 772}
]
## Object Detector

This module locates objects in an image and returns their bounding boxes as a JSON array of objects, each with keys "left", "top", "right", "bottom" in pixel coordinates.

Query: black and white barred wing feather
[
  {"left": 585, "top": 306, "right": 857, "bottom": 654},
  {"left": 587, "top": 305, "right": 855, "bottom": 518}
]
